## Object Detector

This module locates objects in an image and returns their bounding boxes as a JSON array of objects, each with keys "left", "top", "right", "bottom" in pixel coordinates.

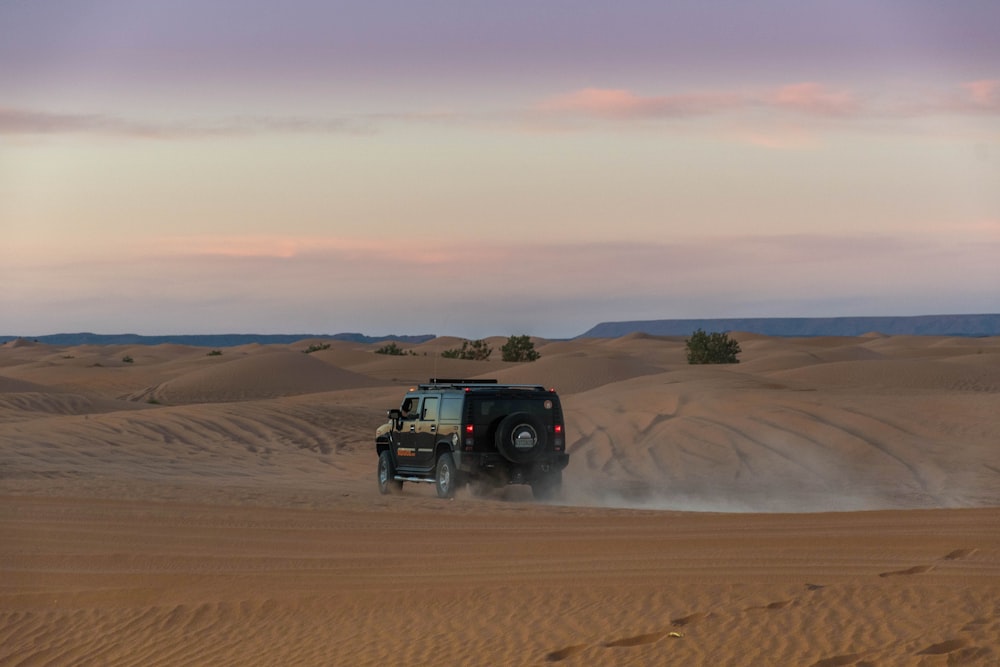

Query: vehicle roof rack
[
  {"left": 417, "top": 379, "right": 549, "bottom": 391},
  {"left": 427, "top": 378, "right": 498, "bottom": 384}
]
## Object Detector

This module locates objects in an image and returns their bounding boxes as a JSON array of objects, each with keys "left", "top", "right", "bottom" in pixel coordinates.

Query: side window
[
  {"left": 440, "top": 396, "right": 463, "bottom": 421},
  {"left": 421, "top": 396, "right": 439, "bottom": 421}
]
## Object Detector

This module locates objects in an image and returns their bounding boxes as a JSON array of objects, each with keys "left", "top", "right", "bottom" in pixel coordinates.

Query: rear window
[{"left": 470, "top": 397, "right": 557, "bottom": 425}]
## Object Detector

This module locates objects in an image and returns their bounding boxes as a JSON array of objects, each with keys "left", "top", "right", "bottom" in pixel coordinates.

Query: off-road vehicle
[{"left": 375, "top": 379, "right": 569, "bottom": 500}]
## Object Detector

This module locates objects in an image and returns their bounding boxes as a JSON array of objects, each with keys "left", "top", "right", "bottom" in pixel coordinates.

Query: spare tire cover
[{"left": 495, "top": 412, "right": 548, "bottom": 463}]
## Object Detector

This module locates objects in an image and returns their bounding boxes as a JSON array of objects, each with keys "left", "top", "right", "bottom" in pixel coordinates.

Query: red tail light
[
  {"left": 463, "top": 424, "right": 474, "bottom": 450},
  {"left": 554, "top": 424, "right": 562, "bottom": 434}
]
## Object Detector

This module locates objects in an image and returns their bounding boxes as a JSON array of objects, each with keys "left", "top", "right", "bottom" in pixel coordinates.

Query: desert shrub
[
  {"left": 441, "top": 339, "right": 492, "bottom": 360},
  {"left": 501, "top": 335, "right": 540, "bottom": 362},
  {"left": 122, "top": 355, "right": 134, "bottom": 364},
  {"left": 207, "top": 349, "right": 223, "bottom": 356},
  {"left": 302, "top": 343, "right": 331, "bottom": 354},
  {"left": 685, "top": 329, "right": 741, "bottom": 364},
  {"left": 375, "top": 342, "right": 407, "bottom": 356}
]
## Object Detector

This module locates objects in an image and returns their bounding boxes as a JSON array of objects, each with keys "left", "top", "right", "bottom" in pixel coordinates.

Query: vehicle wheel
[
  {"left": 378, "top": 450, "right": 403, "bottom": 495},
  {"left": 531, "top": 469, "right": 562, "bottom": 501},
  {"left": 495, "top": 412, "right": 548, "bottom": 463},
  {"left": 435, "top": 452, "right": 457, "bottom": 499}
]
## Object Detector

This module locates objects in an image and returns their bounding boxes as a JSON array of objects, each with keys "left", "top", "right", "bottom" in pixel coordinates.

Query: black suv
[{"left": 375, "top": 379, "right": 569, "bottom": 499}]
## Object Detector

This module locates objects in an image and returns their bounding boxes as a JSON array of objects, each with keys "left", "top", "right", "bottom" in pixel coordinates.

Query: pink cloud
[
  {"left": 538, "top": 79, "right": 1000, "bottom": 124},
  {"left": 539, "top": 87, "right": 745, "bottom": 118},
  {"left": 960, "top": 79, "right": 1000, "bottom": 111},
  {"left": 738, "top": 127, "right": 822, "bottom": 150},
  {"left": 8, "top": 231, "right": 997, "bottom": 340},
  {"left": 768, "top": 83, "right": 859, "bottom": 116},
  {"left": 539, "top": 83, "right": 861, "bottom": 120},
  {"left": 540, "top": 88, "right": 647, "bottom": 115},
  {"left": 149, "top": 235, "right": 463, "bottom": 267}
]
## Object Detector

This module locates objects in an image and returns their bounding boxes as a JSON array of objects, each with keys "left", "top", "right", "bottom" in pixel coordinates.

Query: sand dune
[
  {"left": 2, "top": 333, "right": 999, "bottom": 665},
  {"left": 126, "top": 349, "right": 386, "bottom": 404}
]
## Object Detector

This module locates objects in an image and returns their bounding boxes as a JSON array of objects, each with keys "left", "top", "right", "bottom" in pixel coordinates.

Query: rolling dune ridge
[{"left": 2, "top": 334, "right": 998, "bottom": 665}]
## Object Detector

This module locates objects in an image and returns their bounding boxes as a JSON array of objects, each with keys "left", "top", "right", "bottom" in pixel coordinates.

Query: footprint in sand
[
  {"left": 877, "top": 564, "right": 933, "bottom": 578},
  {"left": 961, "top": 617, "right": 988, "bottom": 632},
  {"left": 916, "top": 639, "right": 995, "bottom": 665},
  {"left": 746, "top": 599, "right": 795, "bottom": 611},
  {"left": 916, "top": 637, "right": 969, "bottom": 655},
  {"left": 547, "top": 627, "right": 688, "bottom": 661},
  {"left": 932, "top": 646, "right": 993, "bottom": 664},
  {"left": 603, "top": 631, "right": 671, "bottom": 648},
  {"left": 877, "top": 549, "right": 976, "bottom": 579},
  {"left": 545, "top": 644, "right": 588, "bottom": 662},
  {"left": 809, "top": 652, "right": 863, "bottom": 667},
  {"left": 671, "top": 611, "right": 708, "bottom": 627}
]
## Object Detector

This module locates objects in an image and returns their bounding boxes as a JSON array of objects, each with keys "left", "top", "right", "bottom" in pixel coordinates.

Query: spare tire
[{"left": 495, "top": 412, "right": 547, "bottom": 463}]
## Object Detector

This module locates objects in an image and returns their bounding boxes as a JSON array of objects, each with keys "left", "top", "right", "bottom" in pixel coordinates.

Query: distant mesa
[
  {"left": 3, "top": 314, "right": 1000, "bottom": 346},
  {"left": 579, "top": 314, "right": 1000, "bottom": 338},
  {"left": 0, "top": 332, "right": 435, "bottom": 347}
]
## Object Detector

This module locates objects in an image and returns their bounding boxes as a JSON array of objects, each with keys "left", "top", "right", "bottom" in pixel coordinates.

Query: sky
[{"left": 1, "top": 0, "right": 998, "bottom": 339}]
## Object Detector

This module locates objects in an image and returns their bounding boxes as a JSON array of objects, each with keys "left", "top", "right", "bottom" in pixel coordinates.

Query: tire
[
  {"left": 435, "top": 452, "right": 458, "bottom": 499},
  {"left": 531, "top": 469, "right": 562, "bottom": 501},
  {"left": 495, "top": 412, "right": 548, "bottom": 463},
  {"left": 377, "top": 450, "right": 403, "bottom": 495}
]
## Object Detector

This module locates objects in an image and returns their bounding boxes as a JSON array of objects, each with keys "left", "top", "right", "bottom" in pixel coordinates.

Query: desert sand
[{"left": 2, "top": 333, "right": 999, "bottom": 666}]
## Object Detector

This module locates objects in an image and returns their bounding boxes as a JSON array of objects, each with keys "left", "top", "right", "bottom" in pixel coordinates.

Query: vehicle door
[
  {"left": 393, "top": 395, "right": 421, "bottom": 470},
  {"left": 412, "top": 394, "right": 440, "bottom": 471}
]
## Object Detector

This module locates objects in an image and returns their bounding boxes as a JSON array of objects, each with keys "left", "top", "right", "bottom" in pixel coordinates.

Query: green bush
[
  {"left": 207, "top": 349, "right": 223, "bottom": 356},
  {"left": 685, "top": 329, "right": 741, "bottom": 364},
  {"left": 122, "top": 355, "right": 134, "bottom": 364},
  {"left": 302, "top": 343, "right": 331, "bottom": 354},
  {"left": 501, "top": 335, "right": 540, "bottom": 362},
  {"left": 375, "top": 342, "right": 407, "bottom": 356},
  {"left": 441, "top": 339, "right": 492, "bottom": 360}
]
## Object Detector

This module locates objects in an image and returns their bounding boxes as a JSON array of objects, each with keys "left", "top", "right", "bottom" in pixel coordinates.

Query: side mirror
[{"left": 387, "top": 409, "right": 402, "bottom": 429}]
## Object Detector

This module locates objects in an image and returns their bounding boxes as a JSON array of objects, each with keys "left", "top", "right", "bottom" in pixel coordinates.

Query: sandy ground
[{"left": 2, "top": 333, "right": 999, "bottom": 666}]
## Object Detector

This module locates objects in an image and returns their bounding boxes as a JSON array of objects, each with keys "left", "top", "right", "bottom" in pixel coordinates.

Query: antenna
[{"left": 433, "top": 313, "right": 452, "bottom": 381}]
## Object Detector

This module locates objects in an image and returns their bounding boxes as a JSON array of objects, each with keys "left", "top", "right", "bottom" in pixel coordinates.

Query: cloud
[
  {"left": 768, "top": 83, "right": 858, "bottom": 116},
  {"left": 5, "top": 232, "right": 997, "bottom": 338},
  {"left": 149, "top": 235, "right": 461, "bottom": 267},
  {"left": 538, "top": 80, "right": 1000, "bottom": 123},
  {"left": 4, "top": 77, "right": 996, "bottom": 141},
  {"left": 0, "top": 108, "right": 151, "bottom": 136},
  {"left": 731, "top": 124, "right": 823, "bottom": 150},
  {"left": 957, "top": 79, "right": 1000, "bottom": 112},
  {"left": 0, "top": 107, "right": 372, "bottom": 138},
  {"left": 539, "top": 88, "right": 745, "bottom": 118},
  {"left": 6, "top": 232, "right": 939, "bottom": 295},
  {"left": 539, "top": 83, "right": 858, "bottom": 120}
]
